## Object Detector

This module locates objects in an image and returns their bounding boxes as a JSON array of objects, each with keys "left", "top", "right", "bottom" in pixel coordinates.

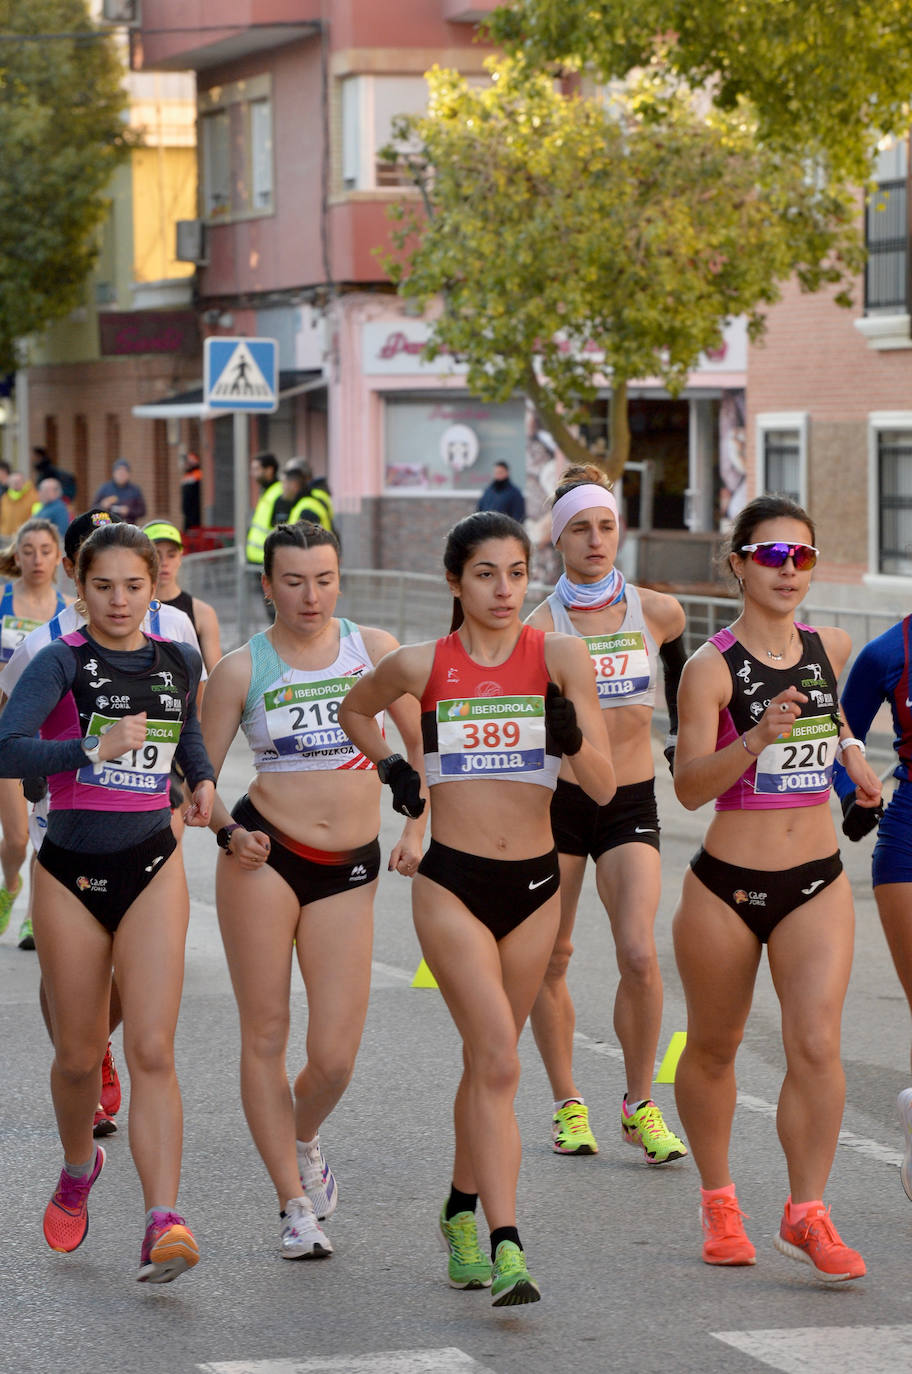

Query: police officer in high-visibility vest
[
  {"left": 245, "top": 453, "right": 282, "bottom": 566},
  {"left": 273, "top": 459, "right": 334, "bottom": 533}
]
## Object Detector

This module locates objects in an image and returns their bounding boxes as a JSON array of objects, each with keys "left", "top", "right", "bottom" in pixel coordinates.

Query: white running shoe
[
  {"left": 298, "top": 1136, "right": 338, "bottom": 1219},
  {"left": 280, "top": 1195, "right": 332, "bottom": 1259},
  {"left": 898, "top": 1088, "right": 912, "bottom": 1201}
]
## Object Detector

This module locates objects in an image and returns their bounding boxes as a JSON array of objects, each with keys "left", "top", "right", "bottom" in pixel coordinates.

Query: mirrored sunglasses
[{"left": 739, "top": 541, "right": 818, "bottom": 571}]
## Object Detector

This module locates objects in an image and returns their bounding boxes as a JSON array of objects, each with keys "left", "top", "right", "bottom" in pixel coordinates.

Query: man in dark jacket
[
  {"left": 92, "top": 459, "right": 147, "bottom": 523},
  {"left": 477, "top": 461, "right": 526, "bottom": 522}
]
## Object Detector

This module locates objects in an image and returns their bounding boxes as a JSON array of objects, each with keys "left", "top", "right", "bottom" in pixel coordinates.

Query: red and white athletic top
[{"left": 420, "top": 626, "right": 561, "bottom": 789}]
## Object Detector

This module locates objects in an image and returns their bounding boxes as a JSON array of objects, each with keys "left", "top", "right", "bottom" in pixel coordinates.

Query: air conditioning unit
[
  {"left": 176, "top": 220, "right": 208, "bottom": 266},
  {"left": 102, "top": 0, "right": 141, "bottom": 24}
]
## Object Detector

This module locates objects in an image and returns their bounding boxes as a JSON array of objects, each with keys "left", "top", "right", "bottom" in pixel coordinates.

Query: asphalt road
[{"left": 1, "top": 728, "right": 911, "bottom": 1374}]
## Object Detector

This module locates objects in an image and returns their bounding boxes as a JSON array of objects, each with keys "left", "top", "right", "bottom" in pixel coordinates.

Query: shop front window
[
  {"left": 879, "top": 427, "right": 912, "bottom": 575},
  {"left": 384, "top": 395, "right": 525, "bottom": 491}
]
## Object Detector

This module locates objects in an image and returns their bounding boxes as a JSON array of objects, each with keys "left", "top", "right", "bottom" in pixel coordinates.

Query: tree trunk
[
  {"left": 524, "top": 367, "right": 600, "bottom": 471},
  {"left": 604, "top": 377, "right": 630, "bottom": 483}
]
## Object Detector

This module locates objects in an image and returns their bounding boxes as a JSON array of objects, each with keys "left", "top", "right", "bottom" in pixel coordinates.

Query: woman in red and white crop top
[
  {"left": 340, "top": 510, "right": 614, "bottom": 1307},
  {"left": 671, "top": 495, "right": 881, "bottom": 1279}
]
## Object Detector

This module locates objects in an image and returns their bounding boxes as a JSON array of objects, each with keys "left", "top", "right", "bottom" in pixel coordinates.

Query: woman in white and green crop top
[
  {"left": 525, "top": 466, "right": 688, "bottom": 1165},
  {"left": 201, "top": 521, "right": 427, "bottom": 1262}
]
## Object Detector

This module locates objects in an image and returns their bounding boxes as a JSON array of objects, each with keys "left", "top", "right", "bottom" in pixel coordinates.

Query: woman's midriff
[
  {"left": 429, "top": 779, "right": 554, "bottom": 859},
  {"left": 703, "top": 802, "right": 838, "bottom": 870},
  {"left": 249, "top": 769, "right": 382, "bottom": 851},
  {"left": 557, "top": 702, "right": 654, "bottom": 787}
]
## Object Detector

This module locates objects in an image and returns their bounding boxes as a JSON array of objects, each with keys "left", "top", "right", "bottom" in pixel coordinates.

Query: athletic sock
[
  {"left": 623, "top": 1094, "right": 650, "bottom": 1114},
  {"left": 63, "top": 1149, "right": 98, "bottom": 1179},
  {"left": 554, "top": 1097, "right": 584, "bottom": 1113},
  {"left": 701, "top": 1182, "right": 737, "bottom": 1205},
  {"left": 490, "top": 1225, "right": 521, "bottom": 1261},
  {"left": 445, "top": 1185, "right": 478, "bottom": 1220},
  {"left": 785, "top": 1195, "right": 823, "bottom": 1224}
]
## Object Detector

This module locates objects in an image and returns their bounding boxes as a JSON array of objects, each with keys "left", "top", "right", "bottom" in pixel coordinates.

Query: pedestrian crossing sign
[{"left": 204, "top": 337, "right": 278, "bottom": 412}]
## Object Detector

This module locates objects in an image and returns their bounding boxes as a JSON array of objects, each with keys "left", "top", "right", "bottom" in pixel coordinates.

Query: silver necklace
[{"left": 766, "top": 629, "right": 794, "bottom": 661}]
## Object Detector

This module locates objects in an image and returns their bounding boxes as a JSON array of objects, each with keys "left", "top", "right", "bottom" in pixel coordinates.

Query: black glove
[
  {"left": 840, "top": 791, "right": 883, "bottom": 842},
  {"left": 545, "top": 681, "right": 583, "bottom": 756},
  {"left": 22, "top": 776, "right": 48, "bottom": 804},
  {"left": 384, "top": 759, "right": 425, "bottom": 819},
  {"left": 663, "top": 735, "right": 676, "bottom": 776}
]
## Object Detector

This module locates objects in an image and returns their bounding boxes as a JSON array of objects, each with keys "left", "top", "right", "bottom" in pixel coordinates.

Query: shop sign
[{"left": 99, "top": 310, "right": 199, "bottom": 357}]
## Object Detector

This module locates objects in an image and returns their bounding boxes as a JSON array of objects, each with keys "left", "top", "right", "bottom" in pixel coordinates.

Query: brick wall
[
  {"left": 27, "top": 355, "right": 200, "bottom": 523},
  {"left": 360, "top": 494, "right": 476, "bottom": 573}
]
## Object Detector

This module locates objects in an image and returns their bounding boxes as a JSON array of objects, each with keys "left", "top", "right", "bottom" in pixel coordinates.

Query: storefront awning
[{"left": 131, "top": 369, "right": 324, "bottom": 421}]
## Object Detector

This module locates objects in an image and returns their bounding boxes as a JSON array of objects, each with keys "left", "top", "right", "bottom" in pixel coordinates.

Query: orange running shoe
[
  {"left": 100, "top": 1042, "right": 121, "bottom": 1116},
  {"left": 774, "top": 1203, "right": 865, "bottom": 1282},
  {"left": 43, "top": 1146, "right": 106, "bottom": 1253},
  {"left": 137, "top": 1210, "right": 199, "bottom": 1284},
  {"left": 701, "top": 1193, "right": 756, "bottom": 1266}
]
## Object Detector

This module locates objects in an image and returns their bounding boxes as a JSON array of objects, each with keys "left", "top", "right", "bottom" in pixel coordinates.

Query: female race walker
[
  {"left": 0, "top": 517, "right": 70, "bottom": 945},
  {"left": 200, "top": 521, "right": 426, "bottom": 1261},
  {"left": 0, "top": 521, "right": 215, "bottom": 1282},
  {"left": 832, "top": 614, "right": 912, "bottom": 1196},
  {"left": 673, "top": 494, "right": 881, "bottom": 1281},
  {"left": 340, "top": 511, "right": 615, "bottom": 1306},
  {"left": 526, "top": 466, "right": 688, "bottom": 1161}
]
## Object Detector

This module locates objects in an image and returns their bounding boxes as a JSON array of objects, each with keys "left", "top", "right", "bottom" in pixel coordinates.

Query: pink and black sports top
[
  {"left": 420, "top": 626, "right": 561, "bottom": 789},
  {"left": 710, "top": 624, "right": 840, "bottom": 811},
  {"left": 40, "top": 631, "right": 194, "bottom": 812}
]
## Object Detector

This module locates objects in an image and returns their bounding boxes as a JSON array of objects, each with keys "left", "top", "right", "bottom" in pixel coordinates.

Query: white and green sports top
[
  {"left": 241, "top": 620, "right": 383, "bottom": 773},
  {"left": 546, "top": 583, "right": 658, "bottom": 709}
]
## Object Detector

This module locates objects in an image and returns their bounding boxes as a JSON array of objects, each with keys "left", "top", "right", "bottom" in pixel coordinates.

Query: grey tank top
[{"left": 546, "top": 583, "right": 658, "bottom": 709}]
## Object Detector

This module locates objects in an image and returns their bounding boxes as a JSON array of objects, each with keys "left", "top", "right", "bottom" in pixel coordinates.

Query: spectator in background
[
  {"left": 0, "top": 471, "right": 37, "bottom": 538},
  {"left": 181, "top": 452, "right": 202, "bottom": 532},
  {"left": 272, "top": 459, "right": 334, "bottom": 532},
  {"left": 31, "top": 447, "right": 77, "bottom": 505},
  {"left": 477, "top": 461, "right": 526, "bottom": 523},
  {"left": 32, "top": 478, "right": 70, "bottom": 538},
  {"left": 0, "top": 461, "right": 9, "bottom": 501},
  {"left": 92, "top": 459, "right": 146, "bottom": 523},
  {"left": 245, "top": 453, "right": 282, "bottom": 567}
]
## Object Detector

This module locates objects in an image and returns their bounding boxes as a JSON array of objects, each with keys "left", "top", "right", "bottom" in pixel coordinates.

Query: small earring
[{"left": 74, "top": 597, "right": 87, "bottom": 616}]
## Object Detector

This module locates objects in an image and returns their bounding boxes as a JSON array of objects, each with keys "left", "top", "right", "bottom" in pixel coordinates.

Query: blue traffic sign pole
[{"left": 203, "top": 337, "right": 279, "bottom": 646}]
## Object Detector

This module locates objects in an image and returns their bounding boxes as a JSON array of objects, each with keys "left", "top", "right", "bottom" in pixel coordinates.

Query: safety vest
[
  {"left": 245, "top": 482, "right": 282, "bottom": 564},
  {"left": 289, "top": 491, "right": 333, "bottom": 532}
]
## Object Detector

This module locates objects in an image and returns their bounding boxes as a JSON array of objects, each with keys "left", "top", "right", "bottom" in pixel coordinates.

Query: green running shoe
[
  {"left": 438, "top": 1207, "right": 492, "bottom": 1289},
  {"left": 621, "top": 1097, "right": 687, "bottom": 1164},
  {"left": 0, "top": 875, "right": 23, "bottom": 936},
  {"left": 491, "top": 1240, "right": 541, "bottom": 1307},
  {"left": 552, "top": 1101, "right": 599, "bottom": 1155},
  {"left": 18, "top": 914, "right": 35, "bottom": 951}
]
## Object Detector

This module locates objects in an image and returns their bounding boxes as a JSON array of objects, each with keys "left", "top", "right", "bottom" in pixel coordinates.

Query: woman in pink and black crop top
[{"left": 671, "top": 495, "right": 881, "bottom": 1280}]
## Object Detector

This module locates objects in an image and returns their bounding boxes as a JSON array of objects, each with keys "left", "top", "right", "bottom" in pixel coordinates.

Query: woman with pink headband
[{"left": 525, "top": 464, "right": 689, "bottom": 1163}]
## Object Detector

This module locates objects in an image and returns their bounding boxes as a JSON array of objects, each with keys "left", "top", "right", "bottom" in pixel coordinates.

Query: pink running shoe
[
  {"left": 43, "top": 1146, "right": 106, "bottom": 1253},
  {"left": 701, "top": 1193, "right": 756, "bottom": 1266},
  {"left": 774, "top": 1204, "right": 865, "bottom": 1282},
  {"left": 137, "top": 1210, "right": 199, "bottom": 1284}
]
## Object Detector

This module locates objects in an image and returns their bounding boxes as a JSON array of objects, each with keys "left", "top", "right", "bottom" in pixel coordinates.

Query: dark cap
[{"left": 64, "top": 508, "right": 122, "bottom": 562}]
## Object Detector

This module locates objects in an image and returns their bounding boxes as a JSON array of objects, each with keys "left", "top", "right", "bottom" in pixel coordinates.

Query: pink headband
[{"left": 551, "top": 485, "right": 619, "bottom": 545}]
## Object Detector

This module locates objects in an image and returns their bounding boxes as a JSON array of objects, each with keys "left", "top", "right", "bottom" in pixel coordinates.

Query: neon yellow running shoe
[
  {"left": 552, "top": 1101, "right": 599, "bottom": 1155},
  {"left": 0, "top": 875, "right": 23, "bottom": 936},
  {"left": 18, "top": 914, "right": 35, "bottom": 951},
  {"left": 438, "top": 1207, "right": 492, "bottom": 1289},
  {"left": 491, "top": 1240, "right": 541, "bottom": 1307},
  {"left": 621, "top": 1097, "right": 688, "bottom": 1164}
]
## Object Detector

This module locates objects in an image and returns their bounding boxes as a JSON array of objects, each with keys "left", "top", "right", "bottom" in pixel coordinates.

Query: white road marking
[
  {"left": 712, "top": 1325, "right": 912, "bottom": 1372},
  {"left": 197, "top": 1350, "right": 498, "bottom": 1374},
  {"left": 370, "top": 959, "right": 413, "bottom": 988}
]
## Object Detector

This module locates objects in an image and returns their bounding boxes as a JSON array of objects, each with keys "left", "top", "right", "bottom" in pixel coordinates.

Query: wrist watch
[
  {"left": 377, "top": 753, "right": 404, "bottom": 784},
  {"left": 216, "top": 823, "right": 242, "bottom": 853},
  {"left": 81, "top": 735, "right": 102, "bottom": 765},
  {"left": 837, "top": 737, "right": 866, "bottom": 757}
]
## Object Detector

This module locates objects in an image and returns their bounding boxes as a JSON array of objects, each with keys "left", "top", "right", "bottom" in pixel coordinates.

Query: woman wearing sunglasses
[{"left": 672, "top": 494, "right": 881, "bottom": 1281}]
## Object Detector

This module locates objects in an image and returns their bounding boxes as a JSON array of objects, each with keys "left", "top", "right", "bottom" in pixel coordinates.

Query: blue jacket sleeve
[
  {"left": 0, "top": 643, "right": 87, "bottom": 776},
  {"left": 833, "top": 631, "right": 899, "bottom": 801}
]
